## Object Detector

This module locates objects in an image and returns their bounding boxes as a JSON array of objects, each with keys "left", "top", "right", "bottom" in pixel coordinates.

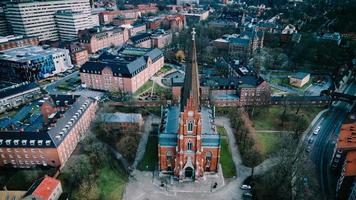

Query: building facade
[
  {"left": 0, "top": 45, "right": 72, "bottom": 82},
  {"left": 80, "top": 47, "right": 164, "bottom": 93},
  {"left": 78, "top": 27, "right": 129, "bottom": 53},
  {"left": 0, "top": 35, "right": 39, "bottom": 51},
  {"left": 5, "top": 0, "right": 92, "bottom": 41},
  {"left": 0, "top": 95, "right": 98, "bottom": 169},
  {"left": 159, "top": 29, "right": 220, "bottom": 181},
  {"left": 55, "top": 10, "right": 93, "bottom": 41}
]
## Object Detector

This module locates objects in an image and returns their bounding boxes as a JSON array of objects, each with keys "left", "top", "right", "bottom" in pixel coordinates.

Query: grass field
[
  {"left": 251, "top": 105, "right": 324, "bottom": 131},
  {"left": 220, "top": 137, "right": 236, "bottom": 178},
  {"left": 97, "top": 167, "right": 127, "bottom": 200},
  {"left": 138, "top": 134, "right": 158, "bottom": 171},
  {"left": 157, "top": 65, "right": 173, "bottom": 74},
  {"left": 133, "top": 80, "right": 153, "bottom": 97},
  {"left": 256, "top": 132, "right": 282, "bottom": 156}
]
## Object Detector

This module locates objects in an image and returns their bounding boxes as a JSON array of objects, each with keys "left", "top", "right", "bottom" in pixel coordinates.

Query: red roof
[
  {"left": 344, "top": 151, "right": 356, "bottom": 176},
  {"left": 32, "top": 176, "right": 60, "bottom": 200}
]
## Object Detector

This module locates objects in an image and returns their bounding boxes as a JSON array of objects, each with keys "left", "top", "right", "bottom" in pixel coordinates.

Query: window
[
  {"left": 187, "top": 121, "right": 193, "bottom": 132},
  {"left": 187, "top": 141, "right": 193, "bottom": 150}
]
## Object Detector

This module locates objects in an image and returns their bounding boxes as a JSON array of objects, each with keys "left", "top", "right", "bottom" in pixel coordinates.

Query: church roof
[{"left": 181, "top": 28, "right": 200, "bottom": 111}]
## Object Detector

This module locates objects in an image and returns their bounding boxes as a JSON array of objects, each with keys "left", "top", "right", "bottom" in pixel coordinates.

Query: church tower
[
  {"left": 158, "top": 28, "right": 220, "bottom": 182},
  {"left": 174, "top": 28, "right": 204, "bottom": 180}
]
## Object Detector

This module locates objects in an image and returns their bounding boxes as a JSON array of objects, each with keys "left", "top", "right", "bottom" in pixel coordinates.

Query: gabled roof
[{"left": 25, "top": 176, "right": 61, "bottom": 200}]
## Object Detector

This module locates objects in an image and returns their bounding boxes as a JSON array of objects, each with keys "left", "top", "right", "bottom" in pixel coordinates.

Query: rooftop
[
  {"left": 0, "top": 82, "right": 39, "bottom": 99},
  {"left": 344, "top": 151, "right": 356, "bottom": 176},
  {"left": 99, "top": 112, "right": 143, "bottom": 123},
  {"left": 336, "top": 123, "right": 356, "bottom": 151},
  {"left": 80, "top": 47, "right": 163, "bottom": 78},
  {"left": 25, "top": 176, "right": 60, "bottom": 200},
  {"left": 0, "top": 45, "right": 68, "bottom": 63}
]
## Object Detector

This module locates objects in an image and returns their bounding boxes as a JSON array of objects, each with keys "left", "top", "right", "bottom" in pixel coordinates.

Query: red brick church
[{"left": 158, "top": 28, "right": 221, "bottom": 181}]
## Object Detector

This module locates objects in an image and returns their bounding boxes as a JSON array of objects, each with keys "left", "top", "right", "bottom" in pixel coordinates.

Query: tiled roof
[
  {"left": 26, "top": 176, "right": 60, "bottom": 200},
  {"left": 344, "top": 151, "right": 356, "bottom": 176},
  {"left": 291, "top": 72, "right": 309, "bottom": 80},
  {"left": 0, "top": 82, "right": 39, "bottom": 99}
]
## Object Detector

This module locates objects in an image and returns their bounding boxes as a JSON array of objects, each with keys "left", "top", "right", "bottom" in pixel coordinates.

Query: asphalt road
[{"left": 306, "top": 82, "right": 356, "bottom": 200}]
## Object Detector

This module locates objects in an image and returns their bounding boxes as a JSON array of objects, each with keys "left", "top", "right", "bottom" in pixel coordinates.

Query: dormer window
[
  {"left": 6, "top": 140, "right": 11, "bottom": 145},
  {"left": 38, "top": 140, "right": 43, "bottom": 146},
  {"left": 14, "top": 140, "right": 19, "bottom": 145},
  {"left": 0, "top": 139, "right": 2, "bottom": 145},
  {"left": 45, "top": 140, "right": 51, "bottom": 146},
  {"left": 22, "top": 140, "right": 27, "bottom": 146},
  {"left": 30, "top": 140, "right": 35, "bottom": 146}
]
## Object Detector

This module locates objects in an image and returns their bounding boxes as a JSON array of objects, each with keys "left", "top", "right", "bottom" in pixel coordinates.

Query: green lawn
[
  {"left": 157, "top": 65, "right": 173, "bottom": 75},
  {"left": 138, "top": 134, "right": 158, "bottom": 171},
  {"left": 220, "top": 138, "right": 236, "bottom": 178},
  {"left": 256, "top": 132, "right": 281, "bottom": 156},
  {"left": 251, "top": 105, "right": 323, "bottom": 131},
  {"left": 133, "top": 80, "right": 153, "bottom": 97},
  {"left": 217, "top": 125, "right": 227, "bottom": 136},
  {"left": 97, "top": 167, "right": 127, "bottom": 200}
]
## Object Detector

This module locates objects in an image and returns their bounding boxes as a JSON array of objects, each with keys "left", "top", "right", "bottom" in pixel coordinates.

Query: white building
[
  {"left": 5, "top": 0, "right": 91, "bottom": 41},
  {"left": 55, "top": 10, "right": 93, "bottom": 41}
]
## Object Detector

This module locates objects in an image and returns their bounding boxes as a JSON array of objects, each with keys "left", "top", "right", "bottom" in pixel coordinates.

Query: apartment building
[
  {"left": 99, "top": 112, "right": 144, "bottom": 133},
  {"left": 80, "top": 47, "right": 164, "bottom": 93},
  {"left": 0, "top": 35, "right": 39, "bottom": 51},
  {"left": 5, "top": 0, "right": 92, "bottom": 41},
  {"left": 0, "top": 95, "right": 98, "bottom": 169},
  {"left": 78, "top": 26, "right": 129, "bottom": 53}
]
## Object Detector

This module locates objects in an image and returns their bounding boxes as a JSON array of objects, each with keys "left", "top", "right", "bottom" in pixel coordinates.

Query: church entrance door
[{"left": 185, "top": 167, "right": 194, "bottom": 179}]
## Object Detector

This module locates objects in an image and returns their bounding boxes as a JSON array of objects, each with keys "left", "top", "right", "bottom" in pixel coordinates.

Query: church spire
[{"left": 181, "top": 28, "right": 200, "bottom": 111}]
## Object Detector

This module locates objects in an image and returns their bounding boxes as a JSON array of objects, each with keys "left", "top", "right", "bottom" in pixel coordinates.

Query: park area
[{"left": 219, "top": 126, "right": 236, "bottom": 178}]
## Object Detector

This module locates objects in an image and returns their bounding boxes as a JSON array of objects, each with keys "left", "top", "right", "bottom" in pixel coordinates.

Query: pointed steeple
[{"left": 181, "top": 28, "right": 200, "bottom": 111}]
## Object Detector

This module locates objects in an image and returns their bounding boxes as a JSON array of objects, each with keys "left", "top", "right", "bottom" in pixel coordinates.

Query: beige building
[{"left": 289, "top": 72, "right": 310, "bottom": 88}]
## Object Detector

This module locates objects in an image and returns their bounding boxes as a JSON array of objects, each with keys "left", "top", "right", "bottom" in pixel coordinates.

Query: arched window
[
  {"left": 187, "top": 141, "right": 193, "bottom": 150},
  {"left": 187, "top": 121, "right": 193, "bottom": 132},
  {"left": 166, "top": 151, "right": 173, "bottom": 161},
  {"left": 206, "top": 151, "right": 212, "bottom": 161}
]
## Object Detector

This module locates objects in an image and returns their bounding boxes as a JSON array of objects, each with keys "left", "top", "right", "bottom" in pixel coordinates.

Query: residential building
[
  {"left": 159, "top": 29, "right": 220, "bottom": 181},
  {"left": 0, "top": 94, "right": 98, "bottom": 169},
  {"left": 176, "top": 0, "right": 199, "bottom": 6},
  {"left": 80, "top": 47, "right": 164, "bottom": 93},
  {"left": 182, "top": 9, "right": 209, "bottom": 26},
  {"left": 99, "top": 112, "right": 144, "bottom": 133},
  {"left": 0, "top": 45, "right": 73, "bottom": 82},
  {"left": 331, "top": 112, "right": 356, "bottom": 200},
  {"left": 78, "top": 26, "right": 129, "bottom": 53},
  {"left": 55, "top": 10, "right": 93, "bottom": 41},
  {"left": 289, "top": 72, "right": 310, "bottom": 88},
  {"left": 5, "top": 0, "right": 92, "bottom": 41},
  {"left": 208, "top": 20, "right": 238, "bottom": 30},
  {"left": 23, "top": 176, "right": 62, "bottom": 200},
  {"left": 151, "top": 31, "right": 172, "bottom": 48},
  {"left": 280, "top": 24, "right": 297, "bottom": 43},
  {"left": 113, "top": 15, "right": 136, "bottom": 26},
  {"left": 0, "top": 191, "right": 26, "bottom": 200},
  {"left": 128, "top": 32, "right": 152, "bottom": 48},
  {"left": 0, "top": 82, "right": 42, "bottom": 114},
  {"left": 120, "top": 23, "right": 147, "bottom": 37},
  {"left": 0, "top": 35, "right": 39, "bottom": 51},
  {"left": 161, "top": 15, "right": 185, "bottom": 33},
  {"left": 146, "top": 17, "right": 163, "bottom": 30},
  {"left": 214, "top": 31, "right": 264, "bottom": 62}
]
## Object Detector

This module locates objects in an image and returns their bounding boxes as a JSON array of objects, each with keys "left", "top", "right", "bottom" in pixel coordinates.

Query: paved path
[
  {"left": 124, "top": 117, "right": 278, "bottom": 200},
  {"left": 132, "top": 115, "right": 160, "bottom": 169},
  {"left": 151, "top": 68, "right": 177, "bottom": 89}
]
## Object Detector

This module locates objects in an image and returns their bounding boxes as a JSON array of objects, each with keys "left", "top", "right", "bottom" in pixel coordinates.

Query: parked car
[
  {"left": 243, "top": 192, "right": 253, "bottom": 198},
  {"left": 313, "top": 126, "right": 321, "bottom": 135},
  {"left": 308, "top": 138, "right": 314, "bottom": 144},
  {"left": 306, "top": 145, "right": 312, "bottom": 153},
  {"left": 240, "top": 184, "right": 252, "bottom": 190}
]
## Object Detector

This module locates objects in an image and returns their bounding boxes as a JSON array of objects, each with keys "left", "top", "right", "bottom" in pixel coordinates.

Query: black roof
[
  {"left": 0, "top": 82, "right": 39, "bottom": 99},
  {"left": 129, "top": 32, "right": 151, "bottom": 44},
  {"left": 80, "top": 48, "right": 163, "bottom": 77}
]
